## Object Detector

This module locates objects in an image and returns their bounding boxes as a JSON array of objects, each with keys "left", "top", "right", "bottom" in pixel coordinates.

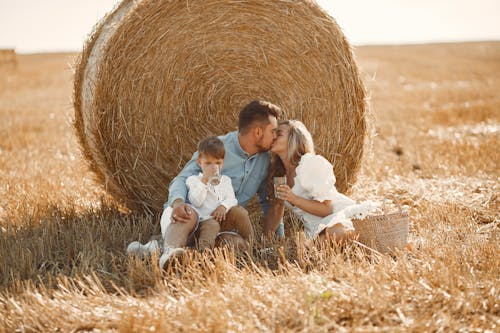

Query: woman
[{"left": 263, "top": 120, "right": 372, "bottom": 242}]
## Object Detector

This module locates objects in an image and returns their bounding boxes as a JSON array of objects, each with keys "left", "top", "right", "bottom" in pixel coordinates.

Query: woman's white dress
[{"left": 286, "top": 153, "right": 369, "bottom": 239}]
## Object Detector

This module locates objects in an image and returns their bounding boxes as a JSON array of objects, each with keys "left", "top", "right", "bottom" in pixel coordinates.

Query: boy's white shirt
[{"left": 186, "top": 173, "right": 238, "bottom": 221}]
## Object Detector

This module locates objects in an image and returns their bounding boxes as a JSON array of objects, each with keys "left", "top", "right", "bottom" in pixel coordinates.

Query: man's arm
[
  {"left": 262, "top": 200, "right": 285, "bottom": 238},
  {"left": 167, "top": 151, "right": 201, "bottom": 207},
  {"left": 258, "top": 177, "right": 285, "bottom": 237},
  {"left": 166, "top": 152, "right": 201, "bottom": 224},
  {"left": 257, "top": 176, "right": 270, "bottom": 216}
]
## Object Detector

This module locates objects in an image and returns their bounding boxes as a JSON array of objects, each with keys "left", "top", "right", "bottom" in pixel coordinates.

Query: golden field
[{"left": 0, "top": 42, "right": 499, "bottom": 332}]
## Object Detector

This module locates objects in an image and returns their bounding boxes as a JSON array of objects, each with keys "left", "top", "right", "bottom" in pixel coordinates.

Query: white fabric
[
  {"left": 186, "top": 174, "right": 238, "bottom": 220},
  {"left": 160, "top": 174, "right": 238, "bottom": 239},
  {"left": 160, "top": 206, "right": 174, "bottom": 239},
  {"left": 287, "top": 153, "right": 377, "bottom": 239}
]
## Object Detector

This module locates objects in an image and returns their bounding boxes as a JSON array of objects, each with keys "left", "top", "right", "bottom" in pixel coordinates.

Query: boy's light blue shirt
[{"left": 166, "top": 131, "right": 270, "bottom": 213}]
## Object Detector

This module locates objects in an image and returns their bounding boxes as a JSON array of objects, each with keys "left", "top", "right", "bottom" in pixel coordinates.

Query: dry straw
[
  {"left": 73, "top": 0, "right": 367, "bottom": 213},
  {"left": 0, "top": 49, "right": 17, "bottom": 68}
]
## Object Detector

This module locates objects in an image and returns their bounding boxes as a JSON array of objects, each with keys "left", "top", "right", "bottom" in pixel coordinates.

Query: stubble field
[{"left": 0, "top": 42, "right": 499, "bottom": 332}]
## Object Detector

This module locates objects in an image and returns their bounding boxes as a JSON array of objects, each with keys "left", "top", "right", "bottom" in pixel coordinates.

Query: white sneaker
[
  {"left": 126, "top": 240, "right": 160, "bottom": 258},
  {"left": 159, "top": 246, "right": 185, "bottom": 268}
]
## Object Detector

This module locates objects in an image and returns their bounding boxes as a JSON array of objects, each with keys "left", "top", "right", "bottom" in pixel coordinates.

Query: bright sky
[{"left": 0, "top": 0, "right": 499, "bottom": 53}]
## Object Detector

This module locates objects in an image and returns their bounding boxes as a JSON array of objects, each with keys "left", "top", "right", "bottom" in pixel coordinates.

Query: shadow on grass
[
  {"left": 0, "top": 201, "right": 373, "bottom": 296},
  {"left": 0, "top": 201, "right": 160, "bottom": 293}
]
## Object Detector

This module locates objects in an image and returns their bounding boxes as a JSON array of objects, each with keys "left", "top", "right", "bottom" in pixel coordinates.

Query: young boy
[{"left": 127, "top": 136, "right": 238, "bottom": 265}]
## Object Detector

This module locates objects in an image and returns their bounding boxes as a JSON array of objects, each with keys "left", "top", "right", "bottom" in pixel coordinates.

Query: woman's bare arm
[{"left": 277, "top": 185, "right": 332, "bottom": 217}]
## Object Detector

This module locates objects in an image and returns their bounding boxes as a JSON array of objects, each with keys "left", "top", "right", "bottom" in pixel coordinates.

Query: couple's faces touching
[
  {"left": 255, "top": 115, "right": 278, "bottom": 152},
  {"left": 270, "top": 123, "right": 290, "bottom": 155}
]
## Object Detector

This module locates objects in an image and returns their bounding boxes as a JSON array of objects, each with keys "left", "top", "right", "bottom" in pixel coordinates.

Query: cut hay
[
  {"left": 0, "top": 49, "right": 17, "bottom": 68},
  {"left": 73, "top": 0, "right": 367, "bottom": 213}
]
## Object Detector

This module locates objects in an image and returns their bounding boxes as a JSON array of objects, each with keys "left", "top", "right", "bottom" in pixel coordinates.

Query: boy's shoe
[
  {"left": 159, "top": 246, "right": 186, "bottom": 268},
  {"left": 126, "top": 240, "right": 160, "bottom": 258}
]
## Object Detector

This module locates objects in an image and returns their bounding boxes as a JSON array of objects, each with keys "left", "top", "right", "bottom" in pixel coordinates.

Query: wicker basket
[{"left": 352, "top": 210, "right": 409, "bottom": 254}]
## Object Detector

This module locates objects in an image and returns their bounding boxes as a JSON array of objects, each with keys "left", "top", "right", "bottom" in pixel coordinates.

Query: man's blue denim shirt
[{"left": 166, "top": 131, "right": 270, "bottom": 212}]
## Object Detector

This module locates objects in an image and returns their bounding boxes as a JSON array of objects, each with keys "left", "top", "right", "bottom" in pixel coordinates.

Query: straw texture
[
  {"left": 73, "top": 0, "right": 367, "bottom": 213},
  {"left": 353, "top": 212, "right": 410, "bottom": 254}
]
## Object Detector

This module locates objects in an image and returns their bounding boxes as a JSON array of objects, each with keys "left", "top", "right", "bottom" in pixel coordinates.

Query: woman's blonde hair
[{"left": 267, "top": 120, "right": 315, "bottom": 200}]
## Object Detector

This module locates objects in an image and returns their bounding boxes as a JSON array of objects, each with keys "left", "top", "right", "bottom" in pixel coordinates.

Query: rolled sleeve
[{"left": 220, "top": 198, "right": 238, "bottom": 211}]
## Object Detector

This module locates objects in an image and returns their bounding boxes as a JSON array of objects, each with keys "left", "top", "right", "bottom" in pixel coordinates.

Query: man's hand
[
  {"left": 171, "top": 199, "right": 193, "bottom": 224},
  {"left": 210, "top": 205, "right": 227, "bottom": 222}
]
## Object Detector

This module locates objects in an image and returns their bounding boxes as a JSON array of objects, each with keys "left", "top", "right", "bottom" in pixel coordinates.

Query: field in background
[
  {"left": 0, "top": 49, "right": 17, "bottom": 68},
  {"left": 0, "top": 42, "right": 498, "bottom": 332}
]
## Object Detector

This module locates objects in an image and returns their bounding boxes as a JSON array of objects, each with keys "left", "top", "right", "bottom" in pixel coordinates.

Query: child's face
[{"left": 197, "top": 154, "right": 224, "bottom": 176}]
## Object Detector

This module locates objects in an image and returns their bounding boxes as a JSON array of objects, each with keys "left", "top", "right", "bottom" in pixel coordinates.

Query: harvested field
[
  {"left": 0, "top": 49, "right": 17, "bottom": 70},
  {"left": 0, "top": 42, "right": 499, "bottom": 332},
  {"left": 0, "top": 49, "right": 16, "bottom": 63}
]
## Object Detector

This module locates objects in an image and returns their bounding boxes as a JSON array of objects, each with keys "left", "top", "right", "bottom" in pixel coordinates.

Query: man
[{"left": 160, "top": 100, "right": 282, "bottom": 267}]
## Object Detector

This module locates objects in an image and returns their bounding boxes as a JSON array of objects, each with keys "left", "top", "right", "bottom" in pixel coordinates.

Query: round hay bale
[{"left": 74, "top": 0, "right": 367, "bottom": 213}]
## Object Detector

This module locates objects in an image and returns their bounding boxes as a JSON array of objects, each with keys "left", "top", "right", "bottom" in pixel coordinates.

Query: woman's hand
[
  {"left": 211, "top": 205, "right": 227, "bottom": 222},
  {"left": 276, "top": 185, "right": 297, "bottom": 204},
  {"left": 277, "top": 186, "right": 334, "bottom": 218}
]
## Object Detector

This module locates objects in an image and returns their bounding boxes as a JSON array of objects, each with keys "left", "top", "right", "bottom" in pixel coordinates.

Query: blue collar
[{"left": 232, "top": 132, "right": 250, "bottom": 158}]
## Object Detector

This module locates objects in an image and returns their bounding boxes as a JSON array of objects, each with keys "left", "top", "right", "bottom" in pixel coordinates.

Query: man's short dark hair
[
  {"left": 198, "top": 136, "right": 225, "bottom": 159},
  {"left": 238, "top": 100, "right": 282, "bottom": 134}
]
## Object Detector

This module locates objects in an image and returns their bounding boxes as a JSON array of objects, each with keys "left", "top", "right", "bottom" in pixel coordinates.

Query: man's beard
[{"left": 255, "top": 137, "right": 271, "bottom": 152}]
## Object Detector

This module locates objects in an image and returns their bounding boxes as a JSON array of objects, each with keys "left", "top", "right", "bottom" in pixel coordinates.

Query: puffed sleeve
[{"left": 295, "top": 153, "right": 338, "bottom": 202}]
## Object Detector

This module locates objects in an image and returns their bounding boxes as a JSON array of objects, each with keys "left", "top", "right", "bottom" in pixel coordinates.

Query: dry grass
[
  {"left": 1, "top": 42, "right": 499, "bottom": 332},
  {"left": 0, "top": 49, "right": 16, "bottom": 69}
]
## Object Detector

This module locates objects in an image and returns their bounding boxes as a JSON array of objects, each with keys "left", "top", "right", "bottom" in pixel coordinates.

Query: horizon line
[{"left": 3, "top": 38, "right": 499, "bottom": 55}]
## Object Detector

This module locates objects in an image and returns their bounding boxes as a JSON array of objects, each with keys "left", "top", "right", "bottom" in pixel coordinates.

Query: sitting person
[
  {"left": 263, "top": 120, "right": 377, "bottom": 242},
  {"left": 158, "top": 100, "right": 282, "bottom": 267},
  {"left": 127, "top": 136, "right": 239, "bottom": 263}
]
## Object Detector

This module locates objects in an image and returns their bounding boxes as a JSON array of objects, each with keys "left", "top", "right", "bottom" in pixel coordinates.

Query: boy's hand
[{"left": 211, "top": 205, "right": 227, "bottom": 222}]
